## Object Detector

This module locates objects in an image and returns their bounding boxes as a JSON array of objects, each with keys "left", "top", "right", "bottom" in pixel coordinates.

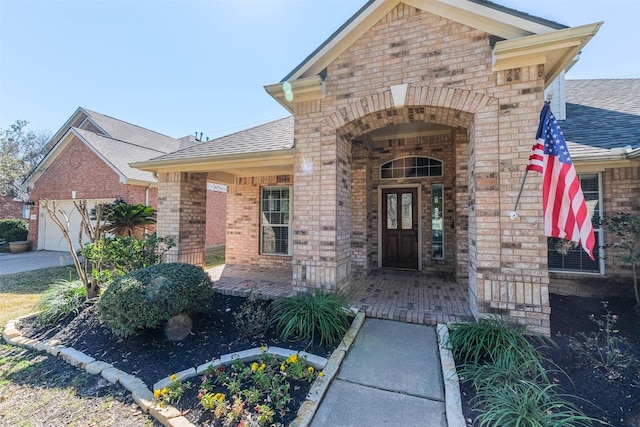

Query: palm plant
[{"left": 97, "top": 199, "right": 156, "bottom": 237}]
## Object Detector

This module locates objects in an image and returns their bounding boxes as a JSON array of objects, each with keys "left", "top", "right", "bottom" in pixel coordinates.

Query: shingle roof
[
  {"left": 82, "top": 109, "right": 190, "bottom": 153},
  {"left": 146, "top": 116, "right": 294, "bottom": 162},
  {"left": 73, "top": 128, "right": 165, "bottom": 182},
  {"left": 563, "top": 79, "right": 640, "bottom": 157}
]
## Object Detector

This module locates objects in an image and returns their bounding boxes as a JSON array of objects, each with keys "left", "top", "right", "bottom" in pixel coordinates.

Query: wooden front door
[{"left": 382, "top": 187, "right": 419, "bottom": 269}]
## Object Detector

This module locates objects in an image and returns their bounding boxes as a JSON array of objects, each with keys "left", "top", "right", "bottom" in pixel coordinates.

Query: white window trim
[
  {"left": 259, "top": 186, "right": 293, "bottom": 257},
  {"left": 547, "top": 172, "right": 605, "bottom": 275}
]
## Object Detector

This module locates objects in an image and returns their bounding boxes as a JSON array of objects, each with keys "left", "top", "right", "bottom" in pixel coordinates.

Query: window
[
  {"left": 431, "top": 184, "right": 444, "bottom": 259},
  {"left": 381, "top": 156, "right": 442, "bottom": 179},
  {"left": 547, "top": 173, "right": 601, "bottom": 273},
  {"left": 260, "top": 186, "right": 291, "bottom": 256}
]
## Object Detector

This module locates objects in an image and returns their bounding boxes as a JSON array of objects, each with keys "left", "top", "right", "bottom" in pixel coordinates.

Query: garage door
[{"left": 38, "top": 199, "right": 114, "bottom": 252}]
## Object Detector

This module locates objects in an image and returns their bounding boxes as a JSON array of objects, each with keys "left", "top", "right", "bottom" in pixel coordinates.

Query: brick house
[
  {"left": 24, "top": 107, "right": 226, "bottom": 251},
  {"left": 0, "top": 196, "right": 24, "bottom": 221},
  {"left": 133, "top": 0, "right": 640, "bottom": 334}
]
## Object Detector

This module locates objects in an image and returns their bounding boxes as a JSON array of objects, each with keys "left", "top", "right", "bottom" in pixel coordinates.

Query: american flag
[{"left": 527, "top": 102, "right": 595, "bottom": 260}]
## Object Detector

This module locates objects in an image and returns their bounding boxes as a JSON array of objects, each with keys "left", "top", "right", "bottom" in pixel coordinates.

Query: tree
[
  {"left": 0, "top": 120, "right": 51, "bottom": 200},
  {"left": 607, "top": 212, "right": 640, "bottom": 310},
  {"left": 41, "top": 199, "right": 107, "bottom": 299}
]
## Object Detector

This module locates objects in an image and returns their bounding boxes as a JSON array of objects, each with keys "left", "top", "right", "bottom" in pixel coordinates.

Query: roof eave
[
  {"left": 493, "top": 22, "right": 603, "bottom": 87},
  {"left": 131, "top": 148, "right": 295, "bottom": 173},
  {"left": 264, "top": 76, "right": 325, "bottom": 113}
]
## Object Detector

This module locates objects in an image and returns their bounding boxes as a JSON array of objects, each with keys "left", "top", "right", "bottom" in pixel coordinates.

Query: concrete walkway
[
  {"left": 311, "top": 318, "right": 447, "bottom": 427},
  {"left": 0, "top": 250, "right": 75, "bottom": 275}
]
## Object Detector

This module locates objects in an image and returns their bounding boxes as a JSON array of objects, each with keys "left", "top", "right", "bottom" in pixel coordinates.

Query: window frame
[
  {"left": 380, "top": 156, "right": 443, "bottom": 180},
  {"left": 259, "top": 186, "right": 292, "bottom": 256},
  {"left": 547, "top": 173, "right": 604, "bottom": 275}
]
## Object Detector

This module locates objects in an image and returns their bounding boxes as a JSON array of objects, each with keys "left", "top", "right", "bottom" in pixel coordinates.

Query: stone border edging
[
  {"left": 2, "top": 311, "right": 366, "bottom": 427},
  {"left": 436, "top": 323, "right": 466, "bottom": 427}
]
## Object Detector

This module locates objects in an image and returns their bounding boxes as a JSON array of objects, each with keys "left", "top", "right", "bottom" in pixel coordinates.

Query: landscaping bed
[
  {"left": 15, "top": 293, "right": 336, "bottom": 426},
  {"left": 458, "top": 293, "right": 640, "bottom": 426}
]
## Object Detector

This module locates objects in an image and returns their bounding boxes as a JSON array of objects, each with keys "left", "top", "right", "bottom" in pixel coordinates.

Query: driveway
[{"left": 0, "top": 250, "right": 76, "bottom": 275}]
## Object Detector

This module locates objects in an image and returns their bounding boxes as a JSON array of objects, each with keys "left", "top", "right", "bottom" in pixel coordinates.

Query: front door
[{"left": 382, "top": 187, "right": 419, "bottom": 269}]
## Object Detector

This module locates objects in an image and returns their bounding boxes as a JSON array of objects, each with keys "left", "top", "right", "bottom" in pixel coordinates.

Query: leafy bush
[
  {"left": 0, "top": 218, "right": 28, "bottom": 242},
  {"left": 36, "top": 279, "right": 87, "bottom": 326},
  {"left": 565, "top": 301, "right": 637, "bottom": 381},
  {"left": 233, "top": 283, "right": 270, "bottom": 339},
  {"left": 270, "top": 293, "right": 352, "bottom": 346},
  {"left": 81, "top": 233, "right": 174, "bottom": 281},
  {"left": 447, "top": 316, "right": 546, "bottom": 368},
  {"left": 98, "top": 263, "right": 214, "bottom": 337}
]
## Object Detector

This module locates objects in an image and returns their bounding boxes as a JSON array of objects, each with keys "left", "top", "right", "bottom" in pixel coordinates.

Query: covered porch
[{"left": 207, "top": 264, "right": 472, "bottom": 325}]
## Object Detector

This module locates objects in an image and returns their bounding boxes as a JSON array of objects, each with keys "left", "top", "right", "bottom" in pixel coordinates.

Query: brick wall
[
  {"left": 226, "top": 175, "right": 292, "bottom": 269},
  {"left": 549, "top": 164, "right": 640, "bottom": 298},
  {"left": 0, "top": 196, "right": 23, "bottom": 220},
  {"left": 288, "top": 4, "right": 550, "bottom": 332},
  {"left": 350, "top": 132, "right": 459, "bottom": 276},
  {"left": 156, "top": 172, "right": 207, "bottom": 266},
  {"left": 206, "top": 189, "right": 227, "bottom": 247}
]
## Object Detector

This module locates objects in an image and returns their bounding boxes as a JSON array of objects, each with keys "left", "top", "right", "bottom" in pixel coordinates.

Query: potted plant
[{"left": 0, "top": 219, "right": 29, "bottom": 253}]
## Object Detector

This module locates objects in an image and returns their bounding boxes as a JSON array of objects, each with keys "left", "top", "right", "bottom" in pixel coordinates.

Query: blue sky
[{"left": 1, "top": 0, "right": 639, "bottom": 140}]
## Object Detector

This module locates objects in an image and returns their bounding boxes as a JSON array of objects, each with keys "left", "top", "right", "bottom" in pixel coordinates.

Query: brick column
[
  {"left": 471, "top": 65, "right": 551, "bottom": 335},
  {"left": 156, "top": 172, "right": 207, "bottom": 266}
]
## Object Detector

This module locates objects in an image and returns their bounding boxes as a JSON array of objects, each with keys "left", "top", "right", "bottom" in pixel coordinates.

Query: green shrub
[
  {"left": 446, "top": 316, "right": 546, "bottom": 368},
  {"left": 0, "top": 219, "right": 28, "bottom": 242},
  {"left": 98, "top": 263, "right": 214, "bottom": 337},
  {"left": 270, "top": 292, "right": 352, "bottom": 346},
  {"left": 474, "top": 379, "right": 596, "bottom": 427},
  {"left": 36, "top": 279, "right": 88, "bottom": 326},
  {"left": 81, "top": 233, "right": 174, "bottom": 278},
  {"left": 233, "top": 283, "right": 270, "bottom": 339}
]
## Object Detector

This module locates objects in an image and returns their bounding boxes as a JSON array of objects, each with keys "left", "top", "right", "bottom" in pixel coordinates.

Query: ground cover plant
[{"left": 456, "top": 294, "right": 640, "bottom": 426}]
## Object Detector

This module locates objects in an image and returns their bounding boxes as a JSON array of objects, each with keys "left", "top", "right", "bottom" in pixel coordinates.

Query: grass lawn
[
  {"left": 0, "top": 266, "right": 78, "bottom": 329},
  {"left": 205, "top": 245, "right": 225, "bottom": 267}
]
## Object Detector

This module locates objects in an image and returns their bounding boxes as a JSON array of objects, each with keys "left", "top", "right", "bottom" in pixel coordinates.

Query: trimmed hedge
[
  {"left": 0, "top": 219, "right": 28, "bottom": 242},
  {"left": 98, "top": 262, "right": 214, "bottom": 337}
]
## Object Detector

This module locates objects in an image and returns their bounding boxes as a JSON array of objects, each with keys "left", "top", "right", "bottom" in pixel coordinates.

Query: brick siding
[
  {"left": 225, "top": 175, "right": 292, "bottom": 269},
  {"left": 0, "top": 196, "right": 23, "bottom": 220},
  {"left": 26, "top": 134, "right": 226, "bottom": 250},
  {"left": 286, "top": 5, "right": 550, "bottom": 332}
]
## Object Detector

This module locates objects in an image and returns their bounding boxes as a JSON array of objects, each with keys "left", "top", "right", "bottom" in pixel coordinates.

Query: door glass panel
[
  {"left": 387, "top": 194, "right": 397, "bottom": 230},
  {"left": 401, "top": 193, "right": 412, "bottom": 229},
  {"left": 432, "top": 184, "right": 444, "bottom": 259}
]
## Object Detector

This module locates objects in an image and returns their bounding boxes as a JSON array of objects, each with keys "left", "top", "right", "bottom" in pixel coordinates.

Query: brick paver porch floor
[{"left": 206, "top": 264, "right": 473, "bottom": 325}]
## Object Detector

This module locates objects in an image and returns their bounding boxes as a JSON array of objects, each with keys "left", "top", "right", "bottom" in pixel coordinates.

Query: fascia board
[
  {"left": 406, "top": 0, "right": 562, "bottom": 38},
  {"left": 264, "top": 76, "right": 325, "bottom": 112},
  {"left": 24, "top": 128, "right": 78, "bottom": 187},
  {"left": 131, "top": 149, "right": 295, "bottom": 173},
  {"left": 286, "top": 0, "right": 398, "bottom": 81},
  {"left": 493, "top": 22, "right": 602, "bottom": 85}
]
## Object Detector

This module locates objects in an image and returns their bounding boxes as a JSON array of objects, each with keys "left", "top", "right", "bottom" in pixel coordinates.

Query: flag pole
[{"left": 509, "top": 169, "right": 529, "bottom": 220}]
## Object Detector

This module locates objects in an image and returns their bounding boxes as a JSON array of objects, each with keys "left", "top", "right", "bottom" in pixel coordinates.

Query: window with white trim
[
  {"left": 547, "top": 173, "right": 602, "bottom": 273},
  {"left": 260, "top": 186, "right": 291, "bottom": 256}
]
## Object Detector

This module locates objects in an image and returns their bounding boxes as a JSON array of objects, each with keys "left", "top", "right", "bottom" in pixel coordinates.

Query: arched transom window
[{"left": 380, "top": 156, "right": 442, "bottom": 179}]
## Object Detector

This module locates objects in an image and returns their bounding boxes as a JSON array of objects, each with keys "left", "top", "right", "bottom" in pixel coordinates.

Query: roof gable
[
  {"left": 266, "top": 0, "right": 600, "bottom": 111},
  {"left": 27, "top": 107, "right": 193, "bottom": 187},
  {"left": 282, "top": 0, "right": 566, "bottom": 83}
]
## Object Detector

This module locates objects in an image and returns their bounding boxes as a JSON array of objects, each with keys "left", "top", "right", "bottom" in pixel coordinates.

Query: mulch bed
[
  {"left": 16, "top": 294, "right": 333, "bottom": 391},
  {"left": 459, "top": 294, "right": 640, "bottom": 427}
]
